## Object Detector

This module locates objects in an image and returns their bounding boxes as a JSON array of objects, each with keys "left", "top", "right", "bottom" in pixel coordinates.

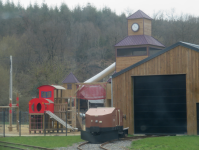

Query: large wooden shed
[{"left": 112, "top": 41, "right": 199, "bottom": 135}]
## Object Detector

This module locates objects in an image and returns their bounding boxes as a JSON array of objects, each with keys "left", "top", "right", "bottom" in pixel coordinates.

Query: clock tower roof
[
  {"left": 127, "top": 10, "right": 152, "bottom": 20},
  {"left": 114, "top": 35, "right": 165, "bottom": 47}
]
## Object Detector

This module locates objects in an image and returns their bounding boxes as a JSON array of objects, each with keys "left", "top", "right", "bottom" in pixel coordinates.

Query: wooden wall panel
[
  {"left": 113, "top": 45, "right": 199, "bottom": 135},
  {"left": 106, "top": 83, "right": 111, "bottom": 99},
  {"left": 116, "top": 56, "right": 148, "bottom": 72},
  {"left": 128, "top": 19, "right": 143, "bottom": 36},
  {"left": 144, "top": 19, "right": 151, "bottom": 36}
]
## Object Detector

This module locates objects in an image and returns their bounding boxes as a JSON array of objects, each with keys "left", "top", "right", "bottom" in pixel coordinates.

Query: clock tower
[
  {"left": 115, "top": 10, "right": 165, "bottom": 72},
  {"left": 127, "top": 10, "right": 152, "bottom": 36}
]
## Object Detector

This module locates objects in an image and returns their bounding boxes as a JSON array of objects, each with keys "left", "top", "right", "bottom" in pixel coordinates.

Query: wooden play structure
[
  {"left": 28, "top": 69, "right": 113, "bottom": 133},
  {"left": 29, "top": 85, "right": 82, "bottom": 133}
]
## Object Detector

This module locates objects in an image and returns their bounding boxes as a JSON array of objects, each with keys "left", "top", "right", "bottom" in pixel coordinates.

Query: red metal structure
[{"left": 29, "top": 85, "right": 55, "bottom": 114}]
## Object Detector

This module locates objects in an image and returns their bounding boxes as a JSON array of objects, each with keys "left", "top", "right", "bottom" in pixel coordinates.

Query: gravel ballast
[{"left": 55, "top": 139, "right": 140, "bottom": 150}]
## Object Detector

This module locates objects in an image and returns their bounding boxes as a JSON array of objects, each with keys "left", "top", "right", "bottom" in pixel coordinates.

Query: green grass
[
  {"left": 0, "top": 136, "right": 83, "bottom": 149},
  {"left": 128, "top": 134, "right": 134, "bottom": 137},
  {"left": 128, "top": 136, "right": 199, "bottom": 150}
]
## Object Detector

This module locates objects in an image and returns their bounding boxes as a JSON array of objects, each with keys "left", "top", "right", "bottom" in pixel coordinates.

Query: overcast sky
[{"left": 2, "top": 0, "right": 199, "bottom": 17}]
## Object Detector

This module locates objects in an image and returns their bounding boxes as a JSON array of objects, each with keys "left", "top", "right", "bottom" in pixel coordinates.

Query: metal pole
[
  {"left": 10, "top": 55, "right": 12, "bottom": 101},
  {"left": 65, "top": 111, "right": 67, "bottom": 136},
  {"left": 16, "top": 93, "right": 19, "bottom": 132},
  {"left": 44, "top": 112, "right": 46, "bottom": 136},
  {"left": 57, "top": 121, "right": 59, "bottom": 133},
  {"left": 3, "top": 111, "right": 5, "bottom": 137},
  {"left": 111, "top": 76, "right": 113, "bottom": 107},
  {"left": 19, "top": 111, "right": 21, "bottom": 136},
  {"left": 9, "top": 55, "right": 13, "bottom": 131}
]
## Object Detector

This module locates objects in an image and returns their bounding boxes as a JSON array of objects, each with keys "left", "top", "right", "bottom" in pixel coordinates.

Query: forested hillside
[{"left": 0, "top": 1, "right": 199, "bottom": 110}]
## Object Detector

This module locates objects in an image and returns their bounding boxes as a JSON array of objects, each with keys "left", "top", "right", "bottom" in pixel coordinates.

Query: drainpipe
[{"left": 111, "top": 76, "right": 113, "bottom": 107}]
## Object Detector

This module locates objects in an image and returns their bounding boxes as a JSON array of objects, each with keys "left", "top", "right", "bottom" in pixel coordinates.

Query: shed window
[
  {"left": 149, "top": 47, "right": 162, "bottom": 56},
  {"left": 41, "top": 92, "right": 46, "bottom": 98},
  {"left": 67, "top": 84, "right": 72, "bottom": 89},
  {"left": 47, "top": 91, "right": 51, "bottom": 97},
  {"left": 41, "top": 91, "right": 51, "bottom": 98},
  {"left": 117, "top": 47, "right": 147, "bottom": 57}
]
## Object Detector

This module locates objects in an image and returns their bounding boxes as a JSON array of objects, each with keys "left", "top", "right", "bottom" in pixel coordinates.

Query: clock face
[{"left": 132, "top": 23, "right": 139, "bottom": 32}]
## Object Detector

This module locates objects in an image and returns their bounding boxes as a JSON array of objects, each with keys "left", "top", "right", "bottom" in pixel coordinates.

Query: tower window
[
  {"left": 67, "top": 84, "right": 72, "bottom": 89},
  {"left": 149, "top": 47, "right": 162, "bottom": 56},
  {"left": 117, "top": 47, "right": 147, "bottom": 57}
]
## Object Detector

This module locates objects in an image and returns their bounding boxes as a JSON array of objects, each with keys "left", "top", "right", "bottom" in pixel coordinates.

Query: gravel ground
[{"left": 55, "top": 139, "right": 139, "bottom": 150}]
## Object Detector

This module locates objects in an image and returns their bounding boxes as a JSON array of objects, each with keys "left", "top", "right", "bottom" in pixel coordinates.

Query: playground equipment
[
  {"left": 28, "top": 63, "right": 115, "bottom": 133},
  {"left": 0, "top": 93, "right": 19, "bottom": 131},
  {"left": 29, "top": 85, "right": 78, "bottom": 133}
]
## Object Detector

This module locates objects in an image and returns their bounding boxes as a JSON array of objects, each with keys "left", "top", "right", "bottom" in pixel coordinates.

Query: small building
[
  {"left": 112, "top": 10, "right": 199, "bottom": 135},
  {"left": 113, "top": 41, "right": 199, "bottom": 135}
]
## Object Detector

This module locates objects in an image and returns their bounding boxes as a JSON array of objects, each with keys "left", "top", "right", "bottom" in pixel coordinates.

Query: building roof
[
  {"left": 51, "top": 85, "right": 66, "bottom": 90},
  {"left": 127, "top": 10, "right": 153, "bottom": 20},
  {"left": 112, "top": 41, "right": 199, "bottom": 78},
  {"left": 37, "top": 85, "right": 66, "bottom": 90},
  {"left": 115, "top": 35, "right": 165, "bottom": 47},
  {"left": 62, "top": 72, "right": 79, "bottom": 84}
]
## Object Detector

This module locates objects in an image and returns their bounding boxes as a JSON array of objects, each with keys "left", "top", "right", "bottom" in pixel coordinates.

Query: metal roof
[
  {"left": 115, "top": 35, "right": 165, "bottom": 47},
  {"left": 37, "top": 85, "right": 66, "bottom": 90},
  {"left": 62, "top": 72, "right": 79, "bottom": 84},
  {"left": 51, "top": 85, "right": 66, "bottom": 90},
  {"left": 127, "top": 10, "right": 153, "bottom": 20},
  {"left": 112, "top": 41, "right": 199, "bottom": 78}
]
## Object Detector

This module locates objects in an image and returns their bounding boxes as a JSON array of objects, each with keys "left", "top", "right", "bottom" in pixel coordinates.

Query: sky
[{"left": 2, "top": 0, "right": 199, "bottom": 17}]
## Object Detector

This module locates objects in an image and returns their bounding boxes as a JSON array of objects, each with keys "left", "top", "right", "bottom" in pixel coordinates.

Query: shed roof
[
  {"left": 51, "top": 85, "right": 66, "bottom": 90},
  {"left": 62, "top": 72, "right": 79, "bottom": 83},
  {"left": 37, "top": 85, "right": 66, "bottom": 90},
  {"left": 114, "top": 35, "right": 165, "bottom": 47},
  {"left": 112, "top": 41, "right": 199, "bottom": 78},
  {"left": 127, "top": 10, "right": 153, "bottom": 20}
]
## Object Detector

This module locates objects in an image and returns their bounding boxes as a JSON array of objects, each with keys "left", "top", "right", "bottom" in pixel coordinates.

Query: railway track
[
  {"left": 77, "top": 135, "right": 157, "bottom": 150},
  {"left": 0, "top": 141, "right": 54, "bottom": 150}
]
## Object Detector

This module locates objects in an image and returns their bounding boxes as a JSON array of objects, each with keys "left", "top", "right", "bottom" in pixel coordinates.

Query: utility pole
[{"left": 9, "top": 55, "right": 13, "bottom": 131}]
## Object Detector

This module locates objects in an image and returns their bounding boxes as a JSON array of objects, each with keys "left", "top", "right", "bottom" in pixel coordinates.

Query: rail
[
  {"left": 77, "top": 135, "right": 162, "bottom": 150},
  {"left": 0, "top": 141, "right": 54, "bottom": 150}
]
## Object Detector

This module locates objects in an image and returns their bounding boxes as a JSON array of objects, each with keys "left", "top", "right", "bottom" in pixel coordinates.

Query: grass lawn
[
  {"left": 128, "top": 136, "right": 199, "bottom": 150},
  {"left": 0, "top": 136, "right": 83, "bottom": 149}
]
